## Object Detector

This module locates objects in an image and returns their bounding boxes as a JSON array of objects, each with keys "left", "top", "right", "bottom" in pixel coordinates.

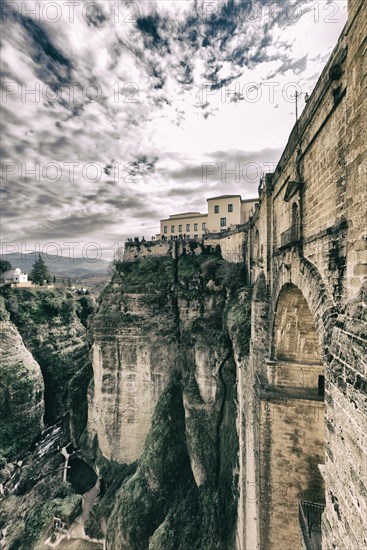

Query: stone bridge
[{"left": 237, "top": 1, "right": 367, "bottom": 548}]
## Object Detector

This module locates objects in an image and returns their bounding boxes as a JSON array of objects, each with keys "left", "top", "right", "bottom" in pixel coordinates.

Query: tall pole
[
  {"left": 295, "top": 90, "right": 299, "bottom": 136},
  {"left": 295, "top": 90, "right": 299, "bottom": 122}
]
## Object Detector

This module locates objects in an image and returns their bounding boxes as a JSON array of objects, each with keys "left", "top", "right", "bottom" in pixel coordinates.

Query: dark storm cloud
[
  {"left": 165, "top": 147, "right": 283, "bottom": 185},
  {"left": 207, "top": 147, "right": 284, "bottom": 164},
  {"left": 166, "top": 187, "right": 201, "bottom": 198},
  {"left": 127, "top": 155, "right": 159, "bottom": 177},
  {"left": 0, "top": 0, "right": 347, "bottom": 246},
  {"left": 168, "top": 164, "right": 206, "bottom": 182},
  {"left": 84, "top": 2, "right": 108, "bottom": 27},
  {"left": 3, "top": 4, "right": 73, "bottom": 92},
  {"left": 104, "top": 196, "right": 146, "bottom": 209},
  {"left": 25, "top": 213, "right": 116, "bottom": 241},
  {"left": 137, "top": 13, "right": 170, "bottom": 51},
  {"left": 131, "top": 208, "right": 160, "bottom": 220},
  {"left": 194, "top": 0, "right": 312, "bottom": 89}
]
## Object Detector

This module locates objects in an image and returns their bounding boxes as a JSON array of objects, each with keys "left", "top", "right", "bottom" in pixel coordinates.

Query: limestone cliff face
[
  {"left": 22, "top": 314, "right": 91, "bottom": 439},
  {"left": 0, "top": 289, "right": 95, "bottom": 550},
  {"left": 1, "top": 288, "right": 93, "bottom": 445},
  {"left": 0, "top": 318, "right": 44, "bottom": 459},
  {"left": 87, "top": 251, "right": 250, "bottom": 549},
  {"left": 88, "top": 287, "right": 177, "bottom": 463}
]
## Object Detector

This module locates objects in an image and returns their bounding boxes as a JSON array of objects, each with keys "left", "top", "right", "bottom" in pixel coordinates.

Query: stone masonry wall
[
  {"left": 239, "top": 0, "right": 367, "bottom": 548},
  {"left": 259, "top": 397, "right": 325, "bottom": 550}
]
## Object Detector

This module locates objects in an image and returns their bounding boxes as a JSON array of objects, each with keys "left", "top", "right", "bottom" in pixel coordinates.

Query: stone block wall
[
  {"left": 322, "top": 280, "right": 367, "bottom": 549},
  {"left": 239, "top": 1, "right": 367, "bottom": 548},
  {"left": 259, "top": 397, "right": 325, "bottom": 550}
]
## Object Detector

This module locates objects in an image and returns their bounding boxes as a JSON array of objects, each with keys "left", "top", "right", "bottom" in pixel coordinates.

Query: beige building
[
  {"left": 159, "top": 212, "right": 208, "bottom": 240},
  {"left": 158, "top": 195, "right": 258, "bottom": 239},
  {"left": 207, "top": 195, "right": 258, "bottom": 232}
]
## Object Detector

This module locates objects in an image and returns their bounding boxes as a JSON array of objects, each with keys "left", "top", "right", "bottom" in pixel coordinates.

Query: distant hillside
[{"left": 1, "top": 252, "right": 110, "bottom": 277}]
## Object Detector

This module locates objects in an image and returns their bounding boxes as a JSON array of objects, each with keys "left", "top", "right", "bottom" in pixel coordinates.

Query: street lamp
[{"left": 292, "top": 90, "right": 310, "bottom": 135}]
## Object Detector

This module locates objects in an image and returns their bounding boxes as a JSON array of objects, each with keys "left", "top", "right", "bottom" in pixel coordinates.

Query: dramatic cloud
[{"left": 0, "top": 0, "right": 347, "bottom": 257}]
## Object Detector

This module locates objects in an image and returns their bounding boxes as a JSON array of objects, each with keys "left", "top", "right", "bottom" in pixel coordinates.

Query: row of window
[
  {"left": 214, "top": 204, "right": 233, "bottom": 213},
  {"left": 163, "top": 219, "right": 228, "bottom": 234},
  {"left": 164, "top": 222, "right": 206, "bottom": 234}
]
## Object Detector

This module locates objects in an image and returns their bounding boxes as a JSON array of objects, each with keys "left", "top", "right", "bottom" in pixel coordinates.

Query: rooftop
[
  {"left": 165, "top": 212, "right": 206, "bottom": 220},
  {"left": 207, "top": 195, "right": 241, "bottom": 201}
]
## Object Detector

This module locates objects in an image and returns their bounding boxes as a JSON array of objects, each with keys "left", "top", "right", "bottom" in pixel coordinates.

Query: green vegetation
[
  {"left": 69, "top": 360, "right": 94, "bottom": 444},
  {"left": 225, "top": 295, "right": 252, "bottom": 358},
  {"left": 114, "top": 256, "right": 175, "bottom": 293},
  {"left": 106, "top": 377, "right": 239, "bottom": 549},
  {"left": 0, "top": 296, "right": 10, "bottom": 321},
  {"left": 30, "top": 254, "right": 51, "bottom": 285},
  {"left": 106, "top": 381, "right": 200, "bottom": 550},
  {"left": 19, "top": 494, "right": 82, "bottom": 549},
  {"left": 0, "top": 248, "right": 251, "bottom": 549},
  {"left": 177, "top": 253, "right": 246, "bottom": 297},
  {"left": 0, "top": 286, "right": 92, "bottom": 433},
  {"left": 77, "top": 295, "right": 97, "bottom": 327},
  {"left": 85, "top": 459, "right": 137, "bottom": 540},
  {"left": 0, "top": 259, "right": 12, "bottom": 273},
  {"left": 96, "top": 250, "right": 250, "bottom": 549},
  {"left": 0, "top": 287, "right": 77, "bottom": 326},
  {"left": 217, "top": 358, "right": 239, "bottom": 544}
]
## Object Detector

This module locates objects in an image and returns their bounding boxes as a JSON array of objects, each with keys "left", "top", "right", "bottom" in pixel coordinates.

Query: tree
[
  {"left": 0, "top": 260, "right": 12, "bottom": 273},
  {"left": 30, "top": 254, "right": 50, "bottom": 285}
]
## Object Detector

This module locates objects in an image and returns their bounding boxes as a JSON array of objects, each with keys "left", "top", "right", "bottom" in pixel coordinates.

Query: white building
[{"left": 1, "top": 268, "right": 28, "bottom": 284}]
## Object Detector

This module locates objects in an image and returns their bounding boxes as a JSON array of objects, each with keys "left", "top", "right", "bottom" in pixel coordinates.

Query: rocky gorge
[{"left": 0, "top": 245, "right": 251, "bottom": 549}]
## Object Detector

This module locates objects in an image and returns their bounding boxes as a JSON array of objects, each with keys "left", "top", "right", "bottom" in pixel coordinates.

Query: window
[
  {"left": 194, "top": 223, "right": 198, "bottom": 231},
  {"left": 254, "top": 229, "right": 260, "bottom": 260},
  {"left": 163, "top": 226, "right": 167, "bottom": 234},
  {"left": 292, "top": 202, "right": 299, "bottom": 226},
  {"left": 202, "top": 223, "right": 206, "bottom": 231},
  {"left": 179, "top": 224, "right": 182, "bottom": 232},
  {"left": 291, "top": 202, "right": 299, "bottom": 241},
  {"left": 171, "top": 225, "right": 175, "bottom": 233},
  {"left": 186, "top": 224, "right": 190, "bottom": 232},
  {"left": 214, "top": 205, "right": 219, "bottom": 213},
  {"left": 194, "top": 234, "right": 198, "bottom": 239},
  {"left": 228, "top": 204, "right": 233, "bottom": 212},
  {"left": 220, "top": 217, "right": 226, "bottom": 227}
]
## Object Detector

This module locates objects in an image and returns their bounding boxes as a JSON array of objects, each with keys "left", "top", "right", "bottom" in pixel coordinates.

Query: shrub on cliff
[
  {"left": 114, "top": 256, "right": 175, "bottom": 293},
  {"left": 225, "top": 294, "right": 251, "bottom": 358}
]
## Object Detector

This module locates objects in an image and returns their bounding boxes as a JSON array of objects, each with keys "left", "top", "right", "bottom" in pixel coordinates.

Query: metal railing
[
  {"left": 299, "top": 500, "right": 325, "bottom": 550},
  {"left": 280, "top": 223, "right": 301, "bottom": 247}
]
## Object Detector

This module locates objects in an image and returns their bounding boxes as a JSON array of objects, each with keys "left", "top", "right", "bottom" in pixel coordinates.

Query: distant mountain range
[{"left": 1, "top": 252, "right": 110, "bottom": 277}]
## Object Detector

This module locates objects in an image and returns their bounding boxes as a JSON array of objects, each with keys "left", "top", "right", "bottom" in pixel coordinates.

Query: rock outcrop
[
  {"left": 87, "top": 250, "right": 251, "bottom": 549},
  {"left": 0, "top": 316, "right": 44, "bottom": 459},
  {"left": 88, "top": 284, "right": 178, "bottom": 464},
  {"left": 1, "top": 288, "right": 93, "bottom": 445}
]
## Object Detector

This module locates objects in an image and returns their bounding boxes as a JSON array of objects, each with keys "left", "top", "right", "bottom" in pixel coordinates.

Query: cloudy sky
[{"left": 1, "top": 0, "right": 347, "bottom": 259}]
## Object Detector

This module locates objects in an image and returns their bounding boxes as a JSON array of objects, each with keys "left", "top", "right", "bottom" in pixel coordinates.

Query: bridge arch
[
  {"left": 272, "top": 283, "right": 322, "bottom": 365},
  {"left": 261, "top": 271, "right": 327, "bottom": 549},
  {"left": 271, "top": 255, "right": 337, "bottom": 359}
]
